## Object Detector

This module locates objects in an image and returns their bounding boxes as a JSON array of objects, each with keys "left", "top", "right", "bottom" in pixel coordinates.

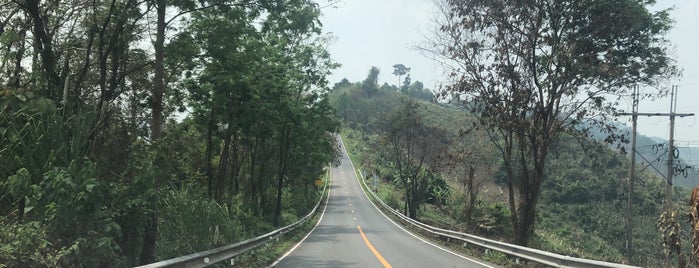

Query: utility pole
[
  {"left": 618, "top": 85, "right": 694, "bottom": 263},
  {"left": 666, "top": 85, "right": 679, "bottom": 209},
  {"left": 623, "top": 86, "right": 639, "bottom": 262}
]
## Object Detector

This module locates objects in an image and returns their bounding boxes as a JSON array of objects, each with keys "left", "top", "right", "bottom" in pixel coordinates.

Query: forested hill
[{"left": 329, "top": 74, "right": 690, "bottom": 267}]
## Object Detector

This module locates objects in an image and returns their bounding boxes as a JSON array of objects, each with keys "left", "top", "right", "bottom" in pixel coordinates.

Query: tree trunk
[
  {"left": 249, "top": 139, "right": 258, "bottom": 207},
  {"left": 258, "top": 152, "right": 271, "bottom": 217},
  {"left": 205, "top": 105, "right": 216, "bottom": 198},
  {"left": 216, "top": 127, "right": 233, "bottom": 202},
  {"left": 465, "top": 166, "right": 476, "bottom": 223},
  {"left": 408, "top": 179, "right": 417, "bottom": 219},
  {"left": 150, "top": 0, "right": 165, "bottom": 141},
  {"left": 274, "top": 127, "right": 290, "bottom": 227},
  {"left": 10, "top": 26, "right": 26, "bottom": 87},
  {"left": 502, "top": 135, "right": 519, "bottom": 244},
  {"left": 140, "top": 0, "right": 166, "bottom": 264},
  {"left": 404, "top": 189, "right": 410, "bottom": 216},
  {"left": 229, "top": 132, "right": 240, "bottom": 197},
  {"left": 17, "top": 197, "right": 25, "bottom": 223},
  {"left": 24, "top": 0, "right": 60, "bottom": 98}
]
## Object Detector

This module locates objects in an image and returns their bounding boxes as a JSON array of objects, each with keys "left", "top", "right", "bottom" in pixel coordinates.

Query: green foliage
[
  {"left": 361, "top": 66, "right": 380, "bottom": 96},
  {"left": 377, "top": 182, "right": 402, "bottom": 211},
  {"left": 425, "top": 174, "right": 450, "bottom": 206},
  {"left": 0, "top": 0, "right": 338, "bottom": 265},
  {"left": 481, "top": 250, "right": 508, "bottom": 264},
  {"left": 471, "top": 202, "right": 510, "bottom": 237},
  {"left": 0, "top": 219, "right": 61, "bottom": 267},
  {"left": 158, "top": 188, "right": 258, "bottom": 259},
  {"left": 533, "top": 225, "right": 624, "bottom": 262},
  {"left": 1, "top": 162, "right": 129, "bottom": 267},
  {"left": 403, "top": 81, "right": 433, "bottom": 101}
]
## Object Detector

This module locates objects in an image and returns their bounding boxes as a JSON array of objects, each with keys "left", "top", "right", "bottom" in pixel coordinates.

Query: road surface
[{"left": 273, "top": 139, "right": 495, "bottom": 268}]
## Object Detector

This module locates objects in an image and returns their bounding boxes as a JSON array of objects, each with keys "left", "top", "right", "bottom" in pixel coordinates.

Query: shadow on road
[{"left": 274, "top": 256, "right": 356, "bottom": 267}]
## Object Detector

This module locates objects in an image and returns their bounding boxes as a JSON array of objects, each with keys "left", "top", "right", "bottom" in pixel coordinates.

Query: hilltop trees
[
  {"left": 361, "top": 66, "right": 380, "bottom": 96},
  {"left": 434, "top": 0, "right": 677, "bottom": 246},
  {"left": 392, "top": 63, "right": 410, "bottom": 89}
]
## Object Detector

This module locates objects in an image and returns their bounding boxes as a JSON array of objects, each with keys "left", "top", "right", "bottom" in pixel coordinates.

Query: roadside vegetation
[
  {"left": 332, "top": 73, "right": 690, "bottom": 267},
  {"left": 0, "top": 0, "right": 339, "bottom": 266}
]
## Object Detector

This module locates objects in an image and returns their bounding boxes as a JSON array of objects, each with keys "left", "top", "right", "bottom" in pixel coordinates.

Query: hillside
[{"left": 330, "top": 79, "right": 691, "bottom": 267}]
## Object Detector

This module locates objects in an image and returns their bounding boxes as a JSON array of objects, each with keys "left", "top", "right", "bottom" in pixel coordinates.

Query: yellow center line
[{"left": 357, "top": 225, "right": 392, "bottom": 268}]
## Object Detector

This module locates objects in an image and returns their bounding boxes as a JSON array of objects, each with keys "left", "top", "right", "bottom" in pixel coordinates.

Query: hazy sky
[{"left": 318, "top": 0, "right": 699, "bottom": 144}]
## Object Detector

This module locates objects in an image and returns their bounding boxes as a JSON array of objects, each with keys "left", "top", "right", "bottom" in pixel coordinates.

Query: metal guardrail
[
  {"left": 356, "top": 169, "right": 639, "bottom": 268},
  {"left": 135, "top": 174, "right": 328, "bottom": 268}
]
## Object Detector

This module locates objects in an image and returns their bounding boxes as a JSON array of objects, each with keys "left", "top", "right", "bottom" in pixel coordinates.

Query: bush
[
  {"left": 378, "top": 184, "right": 402, "bottom": 211},
  {"left": 1, "top": 161, "right": 129, "bottom": 267},
  {"left": 447, "top": 190, "right": 468, "bottom": 222},
  {"left": 157, "top": 187, "right": 249, "bottom": 260},
  {"left": 0, "top": 219, "right": 61, "bottom": 267},
  {"left": 472, "top": 202, "right": 510, "bottom": 237}
]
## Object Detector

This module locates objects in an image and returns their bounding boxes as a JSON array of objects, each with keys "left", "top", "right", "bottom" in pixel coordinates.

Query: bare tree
[{"left": 432, "top": 0, "right": 677, "bottom": 246}]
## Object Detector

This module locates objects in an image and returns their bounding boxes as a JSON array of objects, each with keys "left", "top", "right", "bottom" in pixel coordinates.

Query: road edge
[
  {"left": 339, "top": 136, "right": 497, "bottom": 268},
  {"left": 267, "top": 169, "right": 332, "bottom": 267}
]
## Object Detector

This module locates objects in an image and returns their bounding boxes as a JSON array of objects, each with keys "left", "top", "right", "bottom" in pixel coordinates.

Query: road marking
[
  {"left": 357, "top": 225, "right": 392, "bottom": 268},
  {"left": 269, "top": 178, "right": 332, "bottom": 267},
  {"left": 338, "top": 137, "right": 495, "bottom": 268}
]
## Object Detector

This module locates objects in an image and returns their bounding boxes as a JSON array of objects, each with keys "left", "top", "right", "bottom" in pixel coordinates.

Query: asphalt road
[{"left": 273, "top": 139, "right": 495, "bottom": 268}]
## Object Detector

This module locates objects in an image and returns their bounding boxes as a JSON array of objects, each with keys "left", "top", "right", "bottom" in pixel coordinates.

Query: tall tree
[
  {"left": 435, "top": 0, "right": 677, "bottom": 246},
  {"left": 361, "top": 66, "right": 379, "bottom": 96},
  {"left": 392, "top": 63, "right": 410, "bottom": 90},
  {"left": 381, "top": 99, "right": 446, "bottom": 219}
]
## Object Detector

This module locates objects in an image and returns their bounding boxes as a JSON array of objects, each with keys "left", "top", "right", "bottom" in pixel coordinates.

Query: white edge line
[
  {"left": 339, "top": 136, "right": 496, "bottom": 268},
  {"left": 268, "top": 171, "right": 332, "bottom": 267}
]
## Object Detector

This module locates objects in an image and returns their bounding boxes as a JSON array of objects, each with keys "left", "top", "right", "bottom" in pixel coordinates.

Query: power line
[{"left": 617, "top": 85, "right": 695, "bottom": 261}]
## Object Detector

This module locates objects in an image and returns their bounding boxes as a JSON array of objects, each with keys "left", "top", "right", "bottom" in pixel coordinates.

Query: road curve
[{"left": 273, "top": 138, "right": 495, "bottom": 268}]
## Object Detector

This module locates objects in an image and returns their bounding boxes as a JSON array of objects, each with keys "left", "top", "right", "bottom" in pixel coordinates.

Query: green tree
[
  {"left": 361, "top": 66, "right": 380, "bottom": 96},
  {"left": 380, "top": 99, "right": 447, "bottom": 219},
  {"left": 392, "top": 63, "right": 410, "bottom": 90},
  {"left": 0, "top": 0, "right": 340, "bottom": 265},
  {"left": 435, "top": 0, "right": 677, "bottom": 246},
  {"left": 333, "top": 78, "right": 352, "bottom": 90}
]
